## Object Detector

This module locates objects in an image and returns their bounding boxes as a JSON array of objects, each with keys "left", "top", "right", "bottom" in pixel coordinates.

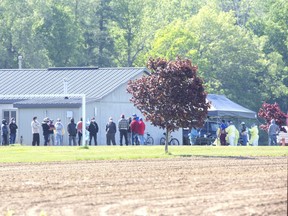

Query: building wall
[
  {"left": 93, "top": 83, "right": 182, "bottom": 145},
  {"left": 1, "top": 81, "right": 183, "bottom": 145},
  {"left": 17, "top": 107, "right": 80, "bottom": 145}
]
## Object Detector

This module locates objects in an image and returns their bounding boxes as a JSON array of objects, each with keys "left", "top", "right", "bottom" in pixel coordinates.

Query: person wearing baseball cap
[{"left": 118, "top": 114, "right": 129, "bottom": 146}]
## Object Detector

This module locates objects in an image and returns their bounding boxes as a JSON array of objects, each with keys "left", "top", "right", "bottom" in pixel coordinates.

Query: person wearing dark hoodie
[
  {"left": 1, "top": 119, "right": 9, "bottom": 145},
  {"left": 88, "top": 117, "right": 99, "bottom": 146},
  {"left": 9, "top": 117, "right": 18, "bottom": 144},
  {"left": 42, "top": 117, "right": 50, "bottom": 146},
  {"left": 67, "top": 118, "right": 77, "bottom": 146},
  {"left": 268, "top": 119, "right": 280, "bottom": 146}
]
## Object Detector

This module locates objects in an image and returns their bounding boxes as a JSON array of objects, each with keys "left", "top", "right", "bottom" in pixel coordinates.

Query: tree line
[{"left": 0, "top": 0, "right": 287, "bottom": 112}]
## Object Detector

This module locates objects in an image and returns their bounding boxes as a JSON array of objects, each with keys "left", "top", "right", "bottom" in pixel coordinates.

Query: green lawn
[{"left": 0, "top": 145, "right": 287, "bottom": 163}]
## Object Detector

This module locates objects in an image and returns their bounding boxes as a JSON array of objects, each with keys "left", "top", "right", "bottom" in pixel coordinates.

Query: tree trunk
[{"left": 165, "top": 128, "right": 170, "bottom": 153}]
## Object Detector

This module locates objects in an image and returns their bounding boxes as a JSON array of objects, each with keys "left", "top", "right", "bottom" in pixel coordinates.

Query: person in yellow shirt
[
  {"left": 214, "top": 127, "right": 221, "bottom": 146},
  {"left": 249, "top": 123, "right": 259, "bottom": 146},
  {"left": 225, "top": 121, "right": 239, "bottom": 146}
]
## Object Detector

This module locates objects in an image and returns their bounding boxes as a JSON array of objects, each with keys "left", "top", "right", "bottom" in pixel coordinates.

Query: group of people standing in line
[
  {"left": 28, "top": 113, "right": 146, "bottom": 146},
  {"left": 1, "top": 113, "right": 146, "bottom": 146},
  {"left": 31, "top": 116, "right": 98, "bottom": 146},
  {"left": 105, "top": 114, "right": 146, "bottom": 146}
]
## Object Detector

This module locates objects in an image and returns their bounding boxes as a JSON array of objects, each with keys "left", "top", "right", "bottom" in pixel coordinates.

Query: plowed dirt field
[{"left": 0, "top": 157, "right": 287, "bottom": 216}]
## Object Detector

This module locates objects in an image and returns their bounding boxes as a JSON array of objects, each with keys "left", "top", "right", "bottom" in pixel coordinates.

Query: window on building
[{"left": 3, "top": 110, "right": 17, "bottom": 123}]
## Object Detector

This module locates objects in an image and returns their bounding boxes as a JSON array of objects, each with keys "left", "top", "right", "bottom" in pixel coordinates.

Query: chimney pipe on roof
[{"left": 18, "top": 55, "right": 23, "bottom": 69}]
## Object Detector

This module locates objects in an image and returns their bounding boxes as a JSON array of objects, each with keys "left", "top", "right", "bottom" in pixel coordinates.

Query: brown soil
[{"left": 0, "top": 157, "right": 287, "bottom": 216}]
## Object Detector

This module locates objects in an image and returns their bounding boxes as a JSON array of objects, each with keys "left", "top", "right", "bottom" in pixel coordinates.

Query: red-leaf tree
[
  {"left": 127, "top": 57, "right": 210, "bottom": 152},
  {"left": 258, "top": 102, "right": 288, "bottom": 132}
]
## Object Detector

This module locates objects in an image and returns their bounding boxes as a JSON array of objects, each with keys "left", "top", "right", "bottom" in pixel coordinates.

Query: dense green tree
[
  {"left": 246, "top": 0, "right": 288, "bottom": 111},
  {"left": 0, "top": 0, "right": 41, "bottom": 68},
  {"left": 71, "top": 0, "right": 115, "bottom": 67},
  {"left": 0, "top": 0, "right": 286, "bottom": 112},
  {"left": 34, "top": 1, "right": 82, "bottom": 67},
  {"left": 146, "top": 5, "right": 265, "bottom": 111},
  {"left": 108, "top": 0, "right": 148, "bottom": 66}
]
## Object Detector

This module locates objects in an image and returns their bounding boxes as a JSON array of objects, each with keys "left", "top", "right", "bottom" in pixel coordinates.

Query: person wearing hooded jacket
[
  {"left": 9, "top": 117, "right": 18, "bottom": 144},
  {"left": 88, "top": 117, "right": 99, "bottom": 145},
  {"left": 67, "top": 118, "right": 77, "bottom": 146},
  {"left": 249, "top": 123, "right": 259, "bottom": 146},
  {"left": 1, "top": 119, "right": 9, "bottom": 145},
  {"left": 225, "top": 121, "right": 239, "bottom": 146}
]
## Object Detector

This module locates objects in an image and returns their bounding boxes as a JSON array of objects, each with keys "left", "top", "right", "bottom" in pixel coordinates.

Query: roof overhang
[{"left": 12, "top": 98, "right": 98, "bottom": 108}]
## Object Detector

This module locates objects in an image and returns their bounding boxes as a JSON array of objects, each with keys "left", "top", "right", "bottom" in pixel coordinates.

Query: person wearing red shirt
[
  {"left": 130, "top": 115, "right": 139, "bottom": 145},
  {"left": 138, "top": 118, "right": 146, "bottom": 145}
]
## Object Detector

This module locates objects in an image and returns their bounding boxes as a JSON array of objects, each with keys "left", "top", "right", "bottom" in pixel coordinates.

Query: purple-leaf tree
[
  {"left": 258, "top": 102, "right": 288, "bottom": 132},
  {"left": 127, "top": 57, "right": 210, "bottom": 152}
]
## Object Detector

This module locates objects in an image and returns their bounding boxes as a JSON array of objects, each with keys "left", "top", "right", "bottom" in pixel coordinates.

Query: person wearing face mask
[
  {"left": 9, "top": 118, "right": 18, "bottom": 144},
  {"left": 88, "top": 117, "right": 99, "bottom": 145}
]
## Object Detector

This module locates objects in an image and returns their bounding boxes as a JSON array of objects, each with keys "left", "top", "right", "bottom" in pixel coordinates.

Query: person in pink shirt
[
  {"left": 138, "top": 118, "right": 146, "bottom": 145},
  {"left": 77, "top": 118, "right": 83, "bottom": 146}
]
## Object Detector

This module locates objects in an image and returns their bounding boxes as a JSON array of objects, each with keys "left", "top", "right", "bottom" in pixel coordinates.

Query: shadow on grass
[
  {"left": 78, "top": 146, "right": 89, "bottom": 150},
  {"left": 174, "top": 154, "right": 256, "bottom": 160},
  {"left": 8, "top": 144, "right": 22, "bottom": 147}
]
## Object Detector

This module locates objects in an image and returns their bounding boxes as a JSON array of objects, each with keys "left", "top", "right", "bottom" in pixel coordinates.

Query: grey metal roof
[{"left": 0, "top": 67, "right": 149, "bottom": 99}]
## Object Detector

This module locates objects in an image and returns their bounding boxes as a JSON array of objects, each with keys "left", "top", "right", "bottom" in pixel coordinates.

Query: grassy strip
[{"left": 0, "top": 145, "right": 287, "bottom": 163}]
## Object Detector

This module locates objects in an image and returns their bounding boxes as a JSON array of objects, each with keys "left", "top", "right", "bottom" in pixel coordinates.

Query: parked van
[{"left": 183, "top": 120, "right": 219, "bottom": 145}]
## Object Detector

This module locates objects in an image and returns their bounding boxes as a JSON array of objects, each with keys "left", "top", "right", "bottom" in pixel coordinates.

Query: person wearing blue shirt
[{"left": 220, "top": 120, "right": 227, "bottom": 145}]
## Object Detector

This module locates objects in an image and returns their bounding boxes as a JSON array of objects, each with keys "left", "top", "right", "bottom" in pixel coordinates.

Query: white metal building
[{"left": 0, "top": 67, "right": 181, "bottom": 145}]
